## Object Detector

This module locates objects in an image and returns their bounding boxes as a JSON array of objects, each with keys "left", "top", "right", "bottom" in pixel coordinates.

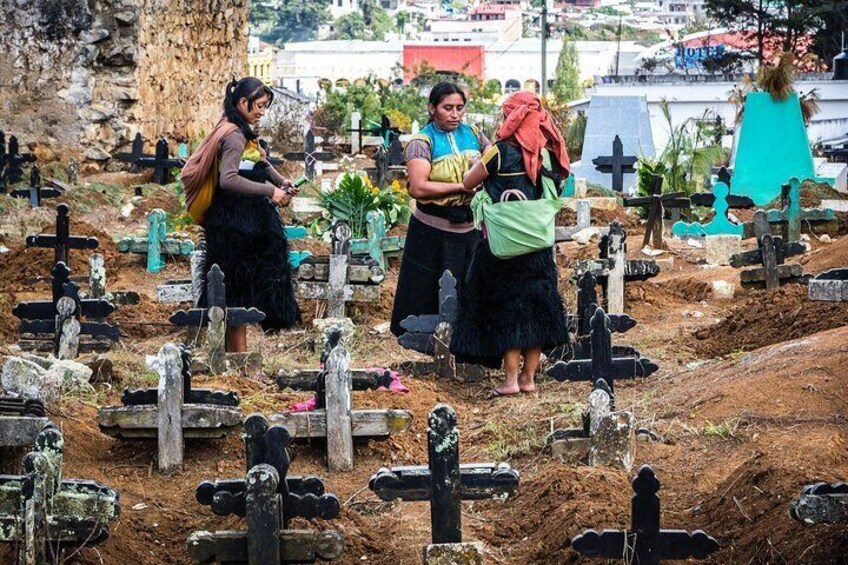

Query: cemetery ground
[{"left": 0, "top": 175, "right": 847, "bottom": 565}]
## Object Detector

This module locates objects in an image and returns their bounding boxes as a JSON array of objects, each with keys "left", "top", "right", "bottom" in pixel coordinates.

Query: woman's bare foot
[{"left": 518, "top": 372, "right": 536, "bottom": 393}]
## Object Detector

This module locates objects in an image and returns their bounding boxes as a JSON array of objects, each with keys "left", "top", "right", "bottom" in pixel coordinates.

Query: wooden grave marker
[
  {"left": 283, "top": 129, "right": 338, "bottom": 181},
  {"left": 117, "top": 208, "right": 195, "bottom": 272},
  {"left": 0, "top": 133, "right": 37, "bottom": 191},
  {"left": 84, "top": 252, "right": 141, "bottom": 306},
  {"left": 397, "top": 270, "right": 485, "bottom": 382},
  {"left": 169, "top": 264, "right": 266, "bottom": 373},
  {"left": 0, "top": 397, "right": 48, "bottom": 448},
  {"left": 285, "top": 225, "right": 313, "bottom": 268},
  {"left": 622, "top": 174, "right": 690, "bottom": 249},
  {"left": 13, "top": 262, "right": 119, "bottom": 356},
  {"left": 808, "top": 268, "right": 848, "bottom": 302},
  {"left": 672, "top": 169, "right": 754, "bottom": 237},
  {"left": 26, "top": 203, "right": 99, "bottom": 270},
  {"left": 547, "top": 306, "right": 657, "bottom": 399},
  {"left": 574, "top": 222, "right": 659, "bottom": 314},
  {"left": 98, "top": 343, "right": 242, "bottom": 473},
  {"left": 729, "top": 229, "right": 805, "bottom": 290},
  {"left": 592, "top": 135, "right": 637, "bottom": 193},
  {"left": 0, "top": 423, "right": 120, "bottom": 563},
  {"left": 272, "top": 331, "right": 412, "bottom": 471},
  {"left": 790, "top": 482, "right": 848, "bottom": 525},
  {"left": 188, "top": 416, "right": 344, "bottom": 564},
  {"left": 115, "top": 133, "right": 185, "bottom": 184},
  {"left": 369, "top": 404, "right": 519, "bottom": 561},
  {"left": 758, "top": 177, "right": 836, "bottom": 242},
  {"left": 555, "top": 199, "right": 610, "bottom": 243},
  {"left": 349, "top": 210, "right": 405, "bottom": 270},
  {"left": 572, "top": 465, "right": 719, "bottom": 563},
  {"left": 10, "top": 167, "right": 62, "bottom": 208},
  {"left": 571, "top": 271, "right": 638, "bottom": 360},
  {"left": 297, "top": 221, "right": 382, "bottom": 319},
  {"left": 157, "top": 240, "right": 206, "bottom": 303}
]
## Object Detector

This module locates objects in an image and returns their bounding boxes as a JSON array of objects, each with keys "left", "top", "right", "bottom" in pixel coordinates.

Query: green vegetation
[
  {"left": 552, "top": 39, "right": 584, "bottom": 103},
  {"left": 316, "top": 173, "right": 410, "bottom": 238},
  {"left": 250, "top": 0, "right": 330, "bottom": 45},
  {"left": 482, "top": 420, "right": 546, "bottom": 460}
]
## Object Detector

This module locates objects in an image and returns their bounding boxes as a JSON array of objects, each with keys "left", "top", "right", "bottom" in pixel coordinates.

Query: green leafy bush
[{"left": 317, "top": 172, "right": 410, "bottom": 238}]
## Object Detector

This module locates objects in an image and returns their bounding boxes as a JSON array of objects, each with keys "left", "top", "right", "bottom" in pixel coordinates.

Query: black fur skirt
[
  {"left": 201, "top": 189, "right": 300, "bottom": 331},
  {"left": 450, "top": 242, "right": 570, "bottom": 368}
]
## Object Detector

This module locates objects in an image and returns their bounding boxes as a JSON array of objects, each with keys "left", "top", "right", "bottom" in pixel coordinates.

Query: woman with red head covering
[{"left": 450, "top": 91, "right": 571, "bottom": 397}]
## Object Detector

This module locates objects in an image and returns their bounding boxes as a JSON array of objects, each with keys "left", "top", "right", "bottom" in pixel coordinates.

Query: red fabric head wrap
[{"left": 496, "top": 91, "right": 571, "bottom": 184}]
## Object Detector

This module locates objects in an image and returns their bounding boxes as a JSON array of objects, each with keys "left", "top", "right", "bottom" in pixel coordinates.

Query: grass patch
[
  {"left": 482, "top": 420, "right": 547, "bottom": 460},
  {"left": 703, "top": 418, "right": 739, "bottom": 439}
]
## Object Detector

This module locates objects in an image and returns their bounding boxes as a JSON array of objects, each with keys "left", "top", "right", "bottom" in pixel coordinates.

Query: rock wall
[{"left": 0, "top": 0, "right": 247, "bottom": 165}]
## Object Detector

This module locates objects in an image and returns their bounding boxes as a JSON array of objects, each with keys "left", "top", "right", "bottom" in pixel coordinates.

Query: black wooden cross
[
  {"left": 622, "top": 174, "right": 689, "bottom": 249},
  {"left": 573, "top": 271, "right": 638, "bottom": 360},
  {"left": 1, "top": 133, "right": 37, "bottom": 189},
  {"left": 115, "top": 134, "right": 185, "bottom": 184},
  {"left": 0, "top": 131, "right": 6, "bottom": 192},
  {"left": 397, "top": 270, "right": 484, "bottom": 381},
  {"left": 592, "top": 135, "right": 637, "bottom": 193},
  {"left": 169, "top": 264, "right": 266, "bottom": 329},
  {"left": 258, "top": 138, "right": 284, "bottom": 167},
  {"left": 10, "top": 166, "right": 62, "bottom": 208},
  {"left": 547, "top": 306, "right": 657, "bottom": 401},
  {"left": 572, "top": 465, "right": 719, "bottom": 564},
  {"left": 730, "top": 232, "right": 805, "bottom": 290},
  {"left": 114, "top": 132, "right": 148, "bottom": 173},
  {"left": 369, "top": 404, "right": 520, "bottom": 545},
  {"left": 790, "top": 482, "right": 848, "bottom": 525},
  {"left": 26, "top": 203, "right": 99, "bottom": 269},
  {"left": 283, "top": 129, "right": 338, "bottom": 180},
  {"left": 688, "top": 168, "right": 754, "bottom": 210}
]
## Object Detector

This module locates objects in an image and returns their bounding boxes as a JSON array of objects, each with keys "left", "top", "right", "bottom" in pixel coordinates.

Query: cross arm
[
  {"left": 622, "top": 192, "right": 688, "bottom": 208},
  {"left": 186, "top": 529, "right": 345, "bottom": 563},
  {"left": 25, "top": 233, "right": 99, "bottom": 250},
  {"left": 547, "top": 357, "right": 658, "bottom": 382},
  {"left": 120, "top": 387, "right": 239, "bottom": 407},
  {"left": 369, "top": 462, "right": 519, "bottom": 502},
  {"left": 18, "top": 319, "right": 120, "bottom": 341},
  {"left": 729, "top": 241, "right": 805, "bottom": 267}
]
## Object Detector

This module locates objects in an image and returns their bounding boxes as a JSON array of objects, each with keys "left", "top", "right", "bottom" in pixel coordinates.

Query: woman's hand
[{"left": 271, "top": 187, "right": 291, "bottom": 206}]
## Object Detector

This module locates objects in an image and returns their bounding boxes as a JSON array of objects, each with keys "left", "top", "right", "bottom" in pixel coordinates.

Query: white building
[
  {"left": 328, "top": 0, "right": 360, "bottom": 19},
  {"left": 655, "top": 0, "right": 707, "bottom": 26},
  {"left": 426, "top": 4, "right": 523, "bottom": 43}
]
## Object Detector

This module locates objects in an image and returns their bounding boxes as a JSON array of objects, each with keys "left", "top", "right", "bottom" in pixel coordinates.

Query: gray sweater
[{"left": 217, "top": 130, "right": 286, "bottom": 197}]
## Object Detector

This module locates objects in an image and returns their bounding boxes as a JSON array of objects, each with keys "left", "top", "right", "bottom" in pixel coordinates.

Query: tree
[
  {"left": 335, "top": 13, "right": 367, "bottom": 40},
  {"left": 552, "top": 40, "right": 584, "bottom": 102},
  {"left": 252, "top": 0, "right": 330, "bottom": 45}
]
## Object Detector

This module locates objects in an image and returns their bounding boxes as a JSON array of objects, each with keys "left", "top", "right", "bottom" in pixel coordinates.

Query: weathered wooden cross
[
  {"left": 273, "top": 332, "right": 412, "bottom": 472},
  {"left": 283, "top": 129, "right": 338, "bottom": 181},
  {"left": 0, "top": 423, "right": 120, "bottom": 563},
  {"left": 169, "top": 264, "right": 266, "bottom": 374},
  {"left": 13, "top": 262, "right": 119, "bottom": 357},
  {"left": 548, "top": 306, "right": 658, "bottom": 400},
  {"left": 117, "top": 208, "right": 195, "bottom": 272},
  {"left": 790, "top": 482, "right": 848, "bottom": 525},
  {"left": 297, "top": 221, "right": 382, "bottom": 319},
  {"left": 555, "top": 200, "right": 610, "bottom": 243},
  {"left": 349, "top": 210, "right": 405, "bottom": 270},
  {"left": 592, "top": 135, "right": 637, "bottom": 193},
  {"left": 574, "top": 222, "right": 660, "bottom": 314},
  {"left": 26, "top": 203, "right": 99, "bottom": 270},
  {"left": 672, "top": 169, "right": 754, "bottom": 237},
  {"left": 10, "top": 166, "right": 62, "bottom": 208},
  {"left": 188, "top": 416, "right": 344, "bottom": 564},
  {"left": 572, "top": 271, "right": 638, "bottom": 360},
  {"left": 622, "top": 174, "right": 690, "bottom": 249},
  {"left": 98, "top": 343, "right": 242, "bottom": 473},
  {"left": 369, "top": 404, "right": 519, "bottom": 560},
  {"left": 761, "top": 177, "right": 836, "bottom": 242},
  {"left": 0, "top": 397, "right": 48, "bottom": 448},
  {"left": 571, "top": 465, "right": 719, "bottom": 563},
  {"left": 115, "top": 133, "right": 185, "bottom": 184},
  {"left": 397, "top": 270, "right": 485, "bottom": 382},
  {"left": 157, "top": 240, "right": 207, "bottom": 304},
  {"left": 730, "top": 231, "right": 805, "bottom": 290}
]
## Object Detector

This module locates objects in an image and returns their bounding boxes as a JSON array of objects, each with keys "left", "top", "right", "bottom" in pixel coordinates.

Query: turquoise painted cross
[
  {"left": 672, "top": 181, "right": 744, "bottom": 237},
  {"left": 117, "top": 208, "right": 195, "bottom": 272},
  {"left": 764, "top": 177, "right": 835, "bottom": 242},
  {"left": 284, "top": 225, "right": 312, "bottom": 268},
  {"left": 350, "top": 210, "right": 405, "bottom": 271}
]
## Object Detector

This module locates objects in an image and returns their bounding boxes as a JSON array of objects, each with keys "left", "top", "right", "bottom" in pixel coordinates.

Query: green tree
[
  {"left": 335, "top": 13, "right": 367, "bottom": 40},
  {"left": 552, "top": 40, "right": 583, "bottom": 102},
  {"left": 255, "top": 0, "right": 330, "bottom": 44}
]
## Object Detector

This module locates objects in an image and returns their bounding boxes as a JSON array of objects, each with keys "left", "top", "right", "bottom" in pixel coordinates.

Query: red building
[{"left": 402, "top": 45, "right": 486, "bottom": 82}]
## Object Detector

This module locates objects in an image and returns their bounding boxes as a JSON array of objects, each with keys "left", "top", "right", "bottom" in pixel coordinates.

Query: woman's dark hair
[
  {"left": 427, "top": 81, "right": 466, "bottom": 123},
  {"left": 224, "top": 76, "right": 274, "bottom": 140}
]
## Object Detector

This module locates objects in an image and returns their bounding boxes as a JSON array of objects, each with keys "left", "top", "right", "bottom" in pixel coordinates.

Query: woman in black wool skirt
[
  {"left": 181, "top": 77, "right": 301, "bottom": 352},
  {"left": 451, "top": 91, "right": 571, "bottom": 397}
]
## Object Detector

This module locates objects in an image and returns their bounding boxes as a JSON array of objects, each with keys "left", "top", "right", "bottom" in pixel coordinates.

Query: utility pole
[
  {"left": 615, "top": 15, "right": 622, "bottom": 77},
  {"left": 541, "top": 0, "right": 551, "bottom": 97}
]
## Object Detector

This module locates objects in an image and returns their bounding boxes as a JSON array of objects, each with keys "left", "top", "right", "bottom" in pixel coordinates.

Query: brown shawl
[{"left": 182, "top": 117, "right": 240, "bottom": 213}]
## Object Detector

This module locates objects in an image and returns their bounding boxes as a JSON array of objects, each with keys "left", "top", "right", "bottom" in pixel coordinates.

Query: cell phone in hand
[{"left": 285, "top": 175, "right": 309, "bottom": 194}]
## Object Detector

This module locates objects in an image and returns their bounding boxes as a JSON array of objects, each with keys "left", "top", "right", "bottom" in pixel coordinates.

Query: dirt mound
[
  {"left": 131, "top": 186, "right": 183, "bottom": 218},
  {"left": 692, "top": 284, "right": 848, "bottom": 358},
  {"left": 801, "top": 234, "right": 848, "bottom": 274}
]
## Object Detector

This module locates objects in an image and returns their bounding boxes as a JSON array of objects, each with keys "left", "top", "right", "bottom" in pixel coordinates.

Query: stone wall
[{"left": 0, "top": 0, "right": 248, "bottom": 165}]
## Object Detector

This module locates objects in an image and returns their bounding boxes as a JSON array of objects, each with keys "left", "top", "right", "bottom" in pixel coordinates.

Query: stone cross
[
  {"left": 10, "top": 167, "right": 62, "bottom": 208},
  {"left": 592, "top": 135, "right": 637, "bottom": 193},
  {"left": 0, "top": 424, "right": 120, "bottom": 562},
  {"left": 98, "top": 343, "right": 242, "bottom": 474},
  {"left": 763, "top": 177, "right": 836, "bottom": 242},
  {"left": 808, "top": 268, "right": 848, "bottom": 302},
  {"left": 349, "top": 210, "right": 405, "bottom": 270},
  {"left": 0, "top": 397, "right": 48, "bottom": 448},
  {"left": 169, "top": 264, "right": 266, "bottom": 374},
  {"left": 397, "top": 270, "right": 485, "bottom": 382},
  {"left": 26, "top": 203, "right": 99, "bottom": 270},
  {"left": 622, "top": 174, "right": 690, "bottom": 249},
  {"left": 574, "top": 222, "right": 659, "bottom": 314},
  {"left": 188, "top": 416, "right": 344, "bottom": 564},
  {"left": 297, "top": 221, "right": 382, "bottom": 319},
  {"left": 672, "top": 169, "right": 754, "bottom": 237},
  {"left": 283, "top": 128, "right": 338, "bottom": 181},
  {"left": 790, "top": 482, "right": 848, "bottom": 525},
  {"left": 369, "top": 404, "right": 519, "bottom": 561},
  {"left": 273, "top": 333, "right": 412, "bottom": 471},
  {"left": 572, "top": 465, "right": 719, "bottom": 564},
  {"left": 730, "top": 231, "right": 805, "bottom": 290},
  {"left": 547, "top": 306, "right": 658, "bottom": 399},
  {"left": 117, "top": 208, "right": 195, "bottom": 272}
]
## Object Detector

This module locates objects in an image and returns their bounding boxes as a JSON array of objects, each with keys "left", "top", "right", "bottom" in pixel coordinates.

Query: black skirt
[
  {"left": 450, "top": 242, "right": 570, "bottom": 369},
  {"left": 390, "top": 215, "right": 481, "bottom": 336},
  {"left": 201, "top": 189, "right": 301, "bottom": 331}
]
